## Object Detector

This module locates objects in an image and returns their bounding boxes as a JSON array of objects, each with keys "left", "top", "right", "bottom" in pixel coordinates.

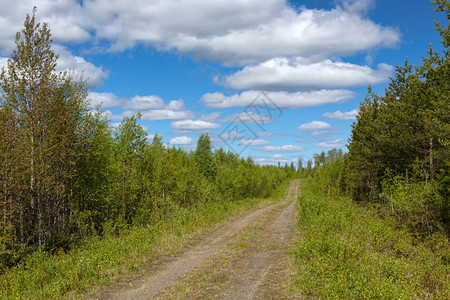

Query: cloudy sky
[{"left": 0, "top": 0, "right": 446, "bottom": 166}]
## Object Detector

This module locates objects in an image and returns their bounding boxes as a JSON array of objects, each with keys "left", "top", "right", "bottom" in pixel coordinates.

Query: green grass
[
  {"left": 291, "top": 179, "right": 449, "bottom": 299},
  {"left": 0, "top": 179, "right": 292, "bottom": 299}
]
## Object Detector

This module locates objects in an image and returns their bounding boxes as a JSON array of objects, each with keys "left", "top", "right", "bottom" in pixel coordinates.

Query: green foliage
[
  {"left": 194, "top": 133, "right": 216, "bottom": 182},
  {"left": 0, "top": 9, "right": 289, "bottom": 276},
  {"left": 291, "top": 179, "right": 449, "bottom": 299},
  {"left": 344, "top": 1, "right": 449, "bottom": 236},
  {"left": 0, "top": 8, "right": 89, "bottom": 248},
  {"left": 380, "top": 171, "right": 446, "bottom": 236},
  {"left": 0, "top": 180, "right": 290, "bottom": 299}
]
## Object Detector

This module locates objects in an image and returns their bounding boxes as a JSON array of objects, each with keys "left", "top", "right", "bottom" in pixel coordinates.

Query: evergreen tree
[{"left": 194, "top": 133, "right": 216, "bottom": 182}]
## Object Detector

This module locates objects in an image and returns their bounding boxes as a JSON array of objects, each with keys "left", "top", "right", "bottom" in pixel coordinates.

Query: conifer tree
[{"left": 194, "top": 133, "right": 216, "bottom": 182}]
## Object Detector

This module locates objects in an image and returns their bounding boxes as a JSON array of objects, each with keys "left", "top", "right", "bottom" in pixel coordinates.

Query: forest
[
  {"left": 0, "top": 9, "right": 291, "bottom": 270},
  {"left": 291, "top": 1, "right": 449, "bottom": 296},
  {"left": 0, "top": 1, "right": 448, "bottom": 298},
  {"left": 302, "top": 0, "right": 449, "bottom": 238}
]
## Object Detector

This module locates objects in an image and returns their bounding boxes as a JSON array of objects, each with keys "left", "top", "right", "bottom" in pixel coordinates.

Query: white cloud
[
  {"left": 1, "top": 45, "right": 108, "bottom": 89},
  {"left": 297, "top": 121, "right": 332, "bottom": 130},
  {"left": 254, "top": 155, "right": 297, "bottom": 166},
  {"left": 220, "top": 131, "right": 244, "bottom": 140},
  {"left": 220, "top": 58, "right": 392, "bottom": 91},
  {"left": 0, "top": 56, "right": 8, "bottom": 70},
  {"left": 221, "top": 112, "right": 273, "bottom": 124},
  {"left": 128, "top": 95, "right": 165, "bottom": 110},
  {"left": 169, "top": 136, "right": 194, "bottom": 145},
  {"left": 317, "top": 139, "right": 345, "bottom": 148},
  {"left": 141, "top": 109, "right": 192, "bottom": 121},
  {"left": 100, "top": 109, "right": 124, "bottom": 121},
  {"left": 89, "top": 92, "right": 193, "bottom": 120},
  {"left": 0, "top": 1, "right": 398, "bottom": 66},
  {"left": 256, "top": 131, "right": 283, "bottom": 138},
  {"left": 200, "top": 112, "right": 221, "bottom": 122},
  {"left": 168, "top": 99, "right": 186, "bottom": 111},
  {"left": 171, "top": 119, "right": 221, "bottom": 131},
  {"left": 165, "top": 5, "right": 399, "bottom": 66},
  {"left": 55, "top": 46, "right": 107, "bottom": 88},
  {"left": 0, "top": 1, "right": 90, "bottom": 54},
  {"left": 261, "top": 145, "right": 304, "bottom": 152},
  {"left": 89, "top": 92, "right": 121, "bottom": 108},
  {"left": 337, "top": 0, "right": 375, "bottom": 15},
  {"left": 322, "top": 109, "right": 358, "bottom": 120},
  {"left": 239, "top": 139, "right": 270, "bottom": 146},
  {"left": 201, "top": 90, "right": 354, "bottom": 109},
  {"left": 311, "top": 131, "right": 333, "bottom": 138}
]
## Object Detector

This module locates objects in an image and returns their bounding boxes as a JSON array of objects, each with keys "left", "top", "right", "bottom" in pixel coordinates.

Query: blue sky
[{"left": 0, "top": 0, "right": 447, "bottom": 166}]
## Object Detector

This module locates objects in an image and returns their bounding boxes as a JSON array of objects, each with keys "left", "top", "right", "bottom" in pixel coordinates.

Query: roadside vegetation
[
  {"left": 0, "top": 8, "right": 296, "bottom": 298},
  {"left": 292, "top": 174, "right": 448, "bottom": 299},
  {"left": 0, "top": 180, "right": 292, "bottom": 299},
  {"left": 292, "top": 2, "right": 449, "bottom": 297}
]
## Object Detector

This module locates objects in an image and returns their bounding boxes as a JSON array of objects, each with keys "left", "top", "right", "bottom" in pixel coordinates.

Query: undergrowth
[
  {"left": 291, "top": 178, "right": 449, "bottom": 299},
  {"left": 0, "top": 179, "right": 291, "bottom": 299}
]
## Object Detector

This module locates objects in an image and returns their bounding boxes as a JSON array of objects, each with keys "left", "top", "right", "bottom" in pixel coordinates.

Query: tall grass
[
  {"left": 291, "top": 179, "right": 449, "bottom": 299},
  {"left": 0, "top": 180, "right": 291, "bottom": 299}
]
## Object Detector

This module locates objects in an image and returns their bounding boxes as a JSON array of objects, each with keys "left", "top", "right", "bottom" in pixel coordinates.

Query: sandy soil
[{"left": 92, "top": 180, "right": 300, "bottom": 300}]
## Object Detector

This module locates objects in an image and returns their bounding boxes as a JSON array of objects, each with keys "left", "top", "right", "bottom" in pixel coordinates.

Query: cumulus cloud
[
  {"left": 169, "top": 136, "right": 194, "bottom": 145},
  {"left": 337, "top": 0, "right": 375, "bottom": 15},
  {"left": 89, "top": 92, "right": 121, "bottom": 108},
  {"left": 0, "top": 56, "right": 8, "bottom": 69},
  {"left": 171, "top": 120, "right": 221, "bottom": 131},
  {"left": 168, "top": 99, "right": 186, "bottom": 111},
  {"left": 53, "top": 46, "right": 109, "bottom": 89},
  {"left": 201, "top": 90, "right": 354, "bottom": 109},
  {"left": 297, "top": 121, "right": 333, "bottom": 130},
  {"left": 322, "top": 109, "right": 359, "bottom": 120},
  {"left": 220, "top": 131, "right": 244, "bottom": 138},
  {"left": 256, "top": 131, "right": 284, "bottom": 138},
  {"left": 261, "top": 145, "right": 304, "bottom": 152},
  {"left": 0, "top": 1, "right": 399, "bottom": 66},
  {"left": 166, "top": 6, "right": 399, "bottom": 66},
  {"left": 0, "top": 4, "right": 103, "bottom": 86},
  {"left": 221, "top": 112, "right": 273, "bottom": 124},
  {"left": 141, "top": 109, "right": 192, "bottom": 121},
  {"left": 200, "top": 112, "right": 221, "bottom": 122},
  {"left": 220, "top": 58, "right": 392, "bottom": 91},
  {"left": 128, "top": 95, "right": 165, "bottom": 110},
  {"left": 254, "top": 154, "right": 299, "bottom": 166},
  {"left": 89, "top": 92, "right": 193, "bottom": 120},
  {"left": 239, "top": 139, "right": 270, "bottom": 146},
  {"left": 1, "top": 45, "right": 108, "bottom": 89},
  {"left": 0, "top": 1, "right": 89, "bottom": 54},
  {"left": 317, "top": 139, "right": 345, "bottom": 148}
]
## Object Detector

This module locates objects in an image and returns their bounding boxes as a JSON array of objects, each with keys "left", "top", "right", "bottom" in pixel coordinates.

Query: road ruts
[{"left": 217, "top": 179, "right": 299, "bottom": 299}]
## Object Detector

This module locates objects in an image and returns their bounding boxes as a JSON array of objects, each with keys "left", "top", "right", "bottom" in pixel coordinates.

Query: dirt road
[{"left": 94, "top": 180, "right": 299, "bottom": 300}]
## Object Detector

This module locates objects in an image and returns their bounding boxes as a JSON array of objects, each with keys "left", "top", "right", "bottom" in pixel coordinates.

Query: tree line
[
  {"left": 300, "top": 0, "right": 449, "bottom": 237},
  {"left": 0, "top": 9, "right": 290, "bottom": 267}
]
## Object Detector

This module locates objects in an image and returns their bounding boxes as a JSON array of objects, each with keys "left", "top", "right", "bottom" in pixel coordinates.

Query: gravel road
[{"left": 93, "top": 180, "right": 300, "bottom": 300}]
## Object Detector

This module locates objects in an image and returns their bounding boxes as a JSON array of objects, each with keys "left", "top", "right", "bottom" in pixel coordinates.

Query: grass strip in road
[
  {"left": 0, "top": 180, "right": 292, "bottom": 300},
  {"left": 290, "top": 179, "right": 449, "bottom": 299}
]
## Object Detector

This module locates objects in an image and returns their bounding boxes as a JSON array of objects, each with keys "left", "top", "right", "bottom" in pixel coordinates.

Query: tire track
[
  {"left": 95, "top": 181, "right": 297, "bottom": 300},
  {"left": 217, "top": 179, "right": 299, "bottom": 299}
]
